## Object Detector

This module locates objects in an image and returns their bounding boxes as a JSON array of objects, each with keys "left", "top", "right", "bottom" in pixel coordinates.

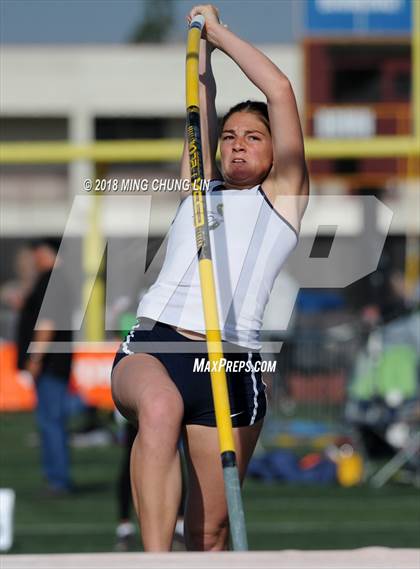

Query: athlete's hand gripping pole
[{"left": 185, "top": 14, "right": 248, "bottom": 551}]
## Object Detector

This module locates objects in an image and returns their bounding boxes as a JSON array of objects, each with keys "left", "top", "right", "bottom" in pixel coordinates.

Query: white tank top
[{"left": 137, "top": 180, "right": 298, "bottom": 349}]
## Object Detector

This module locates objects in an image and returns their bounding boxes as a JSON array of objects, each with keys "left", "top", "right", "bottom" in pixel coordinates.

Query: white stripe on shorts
[
  {"left": 248, "top": 351, "right": 259, "bottom": 426},
  {"left": 122, "top": 321, "right": 141, "bottom": 355}
]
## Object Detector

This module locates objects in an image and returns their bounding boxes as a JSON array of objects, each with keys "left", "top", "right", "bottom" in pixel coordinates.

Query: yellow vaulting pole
[{"left": 186, "top": 15, "right": 248, "bottom": 551}]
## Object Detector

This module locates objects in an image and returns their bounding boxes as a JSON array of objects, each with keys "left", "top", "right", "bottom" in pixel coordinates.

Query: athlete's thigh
[
  {"left": 111, "top": 353, "right": 184, "bottom": 424},
  {"left": 183, "top": 420, "right": 263, "bottom": 529}
]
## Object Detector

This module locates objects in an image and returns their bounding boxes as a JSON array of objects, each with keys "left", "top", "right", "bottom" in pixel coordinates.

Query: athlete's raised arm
[{"left": 190, "top": 4, "right": 309, "bottom": 217}]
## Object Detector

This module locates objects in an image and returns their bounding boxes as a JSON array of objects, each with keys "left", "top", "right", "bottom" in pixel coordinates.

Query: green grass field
[{"left": 1, "top": 412, "right": 419, "bottom": 554}]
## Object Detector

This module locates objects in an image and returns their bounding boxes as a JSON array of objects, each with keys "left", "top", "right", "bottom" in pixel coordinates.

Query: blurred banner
[
  {"left": 0, "top": 342, "right": 117, "bottom": 411},
  {"left": 306, "top": 0, "right": 412, "bottom": 34}
]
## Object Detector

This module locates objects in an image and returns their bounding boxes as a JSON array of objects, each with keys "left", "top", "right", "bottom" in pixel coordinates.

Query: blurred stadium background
[{"left": 0, "top": 0, "right": 419, "bottom": 558}]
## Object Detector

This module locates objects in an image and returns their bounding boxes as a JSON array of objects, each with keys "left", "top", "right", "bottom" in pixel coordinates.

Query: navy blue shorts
[{"left": 112, "top": 319, "right": 267, "bottom": 428}]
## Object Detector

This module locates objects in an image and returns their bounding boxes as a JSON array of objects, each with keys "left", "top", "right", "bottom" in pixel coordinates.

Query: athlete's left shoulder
[{"left": 260, "top": 173, "right": 309, "bottom": 235}]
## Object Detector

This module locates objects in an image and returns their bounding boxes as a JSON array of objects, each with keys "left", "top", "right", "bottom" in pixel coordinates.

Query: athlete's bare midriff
[{"left": 173, "top": 326, "right": 206, "bottom": 340}]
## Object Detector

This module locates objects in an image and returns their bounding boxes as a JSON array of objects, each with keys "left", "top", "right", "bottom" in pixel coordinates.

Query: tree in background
[{"left": 130, "top": 0, "right": 174, "bottom": 43}]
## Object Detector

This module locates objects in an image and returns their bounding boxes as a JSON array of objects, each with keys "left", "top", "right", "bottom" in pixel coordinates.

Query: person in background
[
  {"left": 0, "top": 246, "right": 36, "bottom": 340},
  {"left": 114, "top": 409, "right": 138, "bottom": 551},
  {"left": 16, "top": 238, "right": 73, "bottom": 495}
]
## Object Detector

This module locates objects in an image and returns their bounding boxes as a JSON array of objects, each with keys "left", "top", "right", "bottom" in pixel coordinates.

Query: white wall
[
  {"left": 0, "top": 45, "right": 303, "bottom": 116},
  {"left": 1, "top": 45, "right": 417, "bottom": 237},
  {"left": 0, "top": 44, "right": 304, "bottom": 236}
]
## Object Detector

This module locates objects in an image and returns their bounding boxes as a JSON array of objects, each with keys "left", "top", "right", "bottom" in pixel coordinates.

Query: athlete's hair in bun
[{"left": 221, "top": 100, "right": 270, "bottom": 133}]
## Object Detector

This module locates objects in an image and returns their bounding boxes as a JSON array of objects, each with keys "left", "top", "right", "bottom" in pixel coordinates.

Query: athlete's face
[{"left": 220, "top": 112, "right": 273, "bottom": 189}]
